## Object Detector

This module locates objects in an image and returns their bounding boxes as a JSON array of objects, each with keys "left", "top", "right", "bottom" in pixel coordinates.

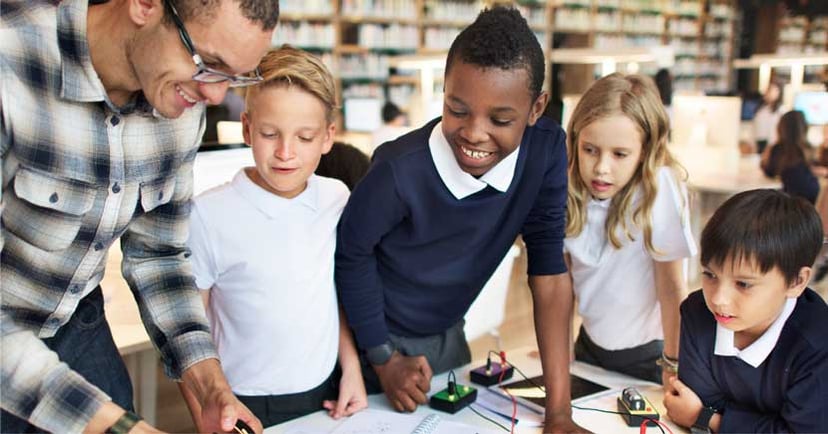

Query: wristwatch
[
  {"left": 690, "top": 406, "right": 717, "bottom": 434},
  {"left": 365, "top": 340, "right": 396, "bottom": 365}
]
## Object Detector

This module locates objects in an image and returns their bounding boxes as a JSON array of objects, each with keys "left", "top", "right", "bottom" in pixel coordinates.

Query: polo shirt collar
[
  {"left": 714, "top": 297, "right": 797, "bottom": 368},
  {"left": 428, "top": 121, "right": 519, "bottom": 200},
  {"left": 232, "top": 169, "right": 318, "bottom": 219}
]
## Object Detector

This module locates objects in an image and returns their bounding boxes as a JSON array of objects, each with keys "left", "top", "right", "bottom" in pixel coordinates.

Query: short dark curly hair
[
  {"left": 166, "top": 0, "right": 279, "bottom": 31},
  {"left": 445, "top": 6, "right": 545, "bottom": 100}
]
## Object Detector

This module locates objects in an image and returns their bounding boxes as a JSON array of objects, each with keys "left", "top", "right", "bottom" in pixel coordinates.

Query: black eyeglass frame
[{"left": 163, "top": 0, "right": 263, "bottom": 88}]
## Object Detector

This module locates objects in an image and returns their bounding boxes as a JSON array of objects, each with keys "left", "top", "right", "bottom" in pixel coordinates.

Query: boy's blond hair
[
  {"left": 245, "top": 45, "right": 338, "bottom": 123},
  {"left": 566, "top": 73, "right": 686, "bottom": 253}
]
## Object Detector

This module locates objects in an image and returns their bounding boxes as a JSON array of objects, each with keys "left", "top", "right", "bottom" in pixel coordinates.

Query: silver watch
[{"left": 365, "top": 340, "right": 396, "bottom": 365}]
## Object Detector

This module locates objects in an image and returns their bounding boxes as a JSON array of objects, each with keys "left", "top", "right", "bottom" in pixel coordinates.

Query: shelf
[
  {"left": 278, "top": 13, "right": 333, "bottom": 22},
  {"left": 553, "top": 27, "right": 592, "bottom": 34},
  {"left": 338, "top": 76, "right": 389, "bottom": 83},
  {"left": 339, "top": 15, "right": 418, "bottom": 25},
  {"left": 421, "top": 18, "right": 473, "bottom": 28},
  {"left": 388, "top": 75, "right": 420, "bottom": 85},
  {"left": 620, "top": 8, "right": 664, "bottom": 15},
  {"left": 336, "top": 45, "right": 417, "bottom": 54}
]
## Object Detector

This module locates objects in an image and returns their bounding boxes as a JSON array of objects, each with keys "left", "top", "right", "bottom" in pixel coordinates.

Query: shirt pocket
[
  {"left": 7, "top": 166, "right": 97, "bottom": 251},
  {"left": 138, "top": 175, "right": 177, "bottom": 213}
]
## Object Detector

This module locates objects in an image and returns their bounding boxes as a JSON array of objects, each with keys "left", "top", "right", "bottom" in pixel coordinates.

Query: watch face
[{"left": 366, "top": 342, "right": 395, "bottom": 365}]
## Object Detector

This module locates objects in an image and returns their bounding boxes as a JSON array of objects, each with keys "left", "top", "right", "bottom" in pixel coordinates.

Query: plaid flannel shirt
[{"left": 1, "top": 1, "right": 218, "bottom": 432}]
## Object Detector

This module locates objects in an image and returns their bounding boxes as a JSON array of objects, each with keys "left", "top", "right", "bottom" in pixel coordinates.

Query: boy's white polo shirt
[
  {"left": 714, "top": 297, "right": 797, "bottom": 368},
  {"left": 565, "top": 167, "right": 698, "bottom": 350},
  {"left": 428, "top": 121, "right": 519, "bottom": 199},
  {"left": 187, "top": 169, "right": 349, "bottom": 396}
]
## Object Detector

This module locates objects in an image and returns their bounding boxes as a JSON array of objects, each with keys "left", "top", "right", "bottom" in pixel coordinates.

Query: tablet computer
[{"left": 489, "top": 374, "right": 609, "bottom": 413}]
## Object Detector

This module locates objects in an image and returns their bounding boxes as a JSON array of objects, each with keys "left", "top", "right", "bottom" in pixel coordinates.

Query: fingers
[
  {"left": 220, "top": 403, "right": 238, "bottom": 432},
  {"left": 670, "top": 376, "right": 688, "bottom": 394},
  {"left": 322, "top": 399, "right": 337, "bottom": 417},
  {"left": 417, "top": 357, "right": 433, "bottom": 383},
  {"left": 335, "top": 395, "right": 349, "bottom": 418},
  {"left": 343, "top": 398, "right": 367, "bottom": 416},
  {"left": 396, "top": 392, "right": 418, "bottom": 412}
]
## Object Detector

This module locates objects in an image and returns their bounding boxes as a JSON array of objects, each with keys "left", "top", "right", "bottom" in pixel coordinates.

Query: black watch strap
[
  {"left": 691, "top": 406, "right": 716, "bottom": 434},
  {"left": 365, "top": 340, "right": 396, "bottom": 365}
]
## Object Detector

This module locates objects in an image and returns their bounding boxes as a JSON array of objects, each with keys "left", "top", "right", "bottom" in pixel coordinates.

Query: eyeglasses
[{"left": 163, "top": 0, "right": 263, "bottom": 88}]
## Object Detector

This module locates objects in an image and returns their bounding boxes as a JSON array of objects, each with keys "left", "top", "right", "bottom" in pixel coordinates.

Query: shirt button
[
  {"left": 94, "top": 242, "right": 104, "bottom": 251},
  {"left": 157, "top": 191, "right": 164, "bottom": 200},
  {"left": 47, "top": 317, "right": 60, "bottom": 326},
  {"left": 69, "top": 285, "right": 81, "bottom": 294},
  {"left": 112, "top": 183, "right": 121, "bottom": 194},
  {"left": 49, "top": 192, "right": 59, "bottom": 203},
  {"left": 110, "top": 116, "right": 120, "bottom": 126}
]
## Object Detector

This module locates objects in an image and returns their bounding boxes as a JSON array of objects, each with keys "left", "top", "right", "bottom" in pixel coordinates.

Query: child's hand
[
  {"left": 663, "top": 376, "right": 702, "bottom": 428},
  {"left": 323, "top": 367, "right": 368, "bottom": 419},
  {"left": 661, "top": 370, "right": 677, "bottom": 395}
]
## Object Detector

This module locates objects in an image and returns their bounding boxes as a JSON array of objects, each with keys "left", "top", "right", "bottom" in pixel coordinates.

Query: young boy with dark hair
[
  {"left": 336, "top": 6, "right": 585, "bottom": 431},
  {"left": 665, "top": 189, "right": 828, "bottom": 433}
]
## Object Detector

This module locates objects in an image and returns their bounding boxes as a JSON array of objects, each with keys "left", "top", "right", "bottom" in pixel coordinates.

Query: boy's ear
[
  {"left": 786, "top": 266, "right": 811, "bottom": 298},
  {"left": 241, "top": 111, "right": 252, "bottom": 147},
  {"left": 527, "top": 91, "right": 549, "bottom": 126},
  {"left": 321, "top": 122, "right": 336, "bottom": 155},
  {"left": 128, "top": 0, "right": 163, "bottom": 28}
]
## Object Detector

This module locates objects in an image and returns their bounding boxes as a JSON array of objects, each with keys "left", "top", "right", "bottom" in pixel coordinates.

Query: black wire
[
  {"left": 469, "top": 404, "right": 511, "bottom": 432},
  {"left": 494, "top": 350, "right": 666, "bottom": 434}
]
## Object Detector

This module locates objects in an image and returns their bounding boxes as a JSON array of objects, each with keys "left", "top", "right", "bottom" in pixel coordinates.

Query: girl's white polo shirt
[
  {"left": 187, "top": 170, "right": 349, "bottom": 395},
  {"left": 565, "top": 166, "right": 697, "bottom": 351}
]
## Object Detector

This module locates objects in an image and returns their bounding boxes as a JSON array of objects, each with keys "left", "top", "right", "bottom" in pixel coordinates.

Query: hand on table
[{"left": 373, "top": 352, "right": 432, "bottom": 412}]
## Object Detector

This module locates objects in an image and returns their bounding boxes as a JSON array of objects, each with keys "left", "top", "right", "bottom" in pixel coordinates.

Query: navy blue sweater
[
  {"left": 679, "top": 289, "right": 828, "bottom": 432},
  {"left": 335, "top": 117, "right": 568, "bottom": 349}
]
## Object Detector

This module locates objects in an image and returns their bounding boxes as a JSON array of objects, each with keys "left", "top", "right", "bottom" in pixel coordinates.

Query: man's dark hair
[
  {"left": 315, "top": 142, "right": 371, "bottom": 191},
  {"left": 701, "top": 189, "right": 823, "bottom": 285},
  {"left": 168, "top": 0, "right": 279, "bottom": 30},
  {"left": 445, "top": 6, "right": 545, "bottom": 100},
  {"left": 381, "top": 101, "right": 403, "bottom": 124}
]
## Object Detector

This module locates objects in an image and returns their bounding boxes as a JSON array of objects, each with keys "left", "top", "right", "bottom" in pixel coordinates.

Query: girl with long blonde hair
[{"left": 565, "top": 73, "right": 696, "bottom": 390}]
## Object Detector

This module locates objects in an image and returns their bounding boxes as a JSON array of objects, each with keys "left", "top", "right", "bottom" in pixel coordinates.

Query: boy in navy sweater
[
  {"left": 335, "top": 6, "right": 585, "bottom": 432},
  {"left": 665, "top": 189, "right": 828, "bottom": 433}
]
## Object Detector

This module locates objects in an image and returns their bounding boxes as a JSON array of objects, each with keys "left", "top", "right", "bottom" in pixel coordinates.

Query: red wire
[
  {"left": 498, "top": 351, "right": 517, "bottom": 434},
  {"left": 639, "top": 417, "right": 674, "bottom": 434}
]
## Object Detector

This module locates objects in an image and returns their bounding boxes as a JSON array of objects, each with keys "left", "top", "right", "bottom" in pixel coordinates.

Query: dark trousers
[
  {"left": 360, "top": 320, "right": 472, "bottom": 394},
  {"left": 236, "top": 368, "right": 339, "bottom": 428},
  {"left": 574, "top": 326, "right": 663, "bottom": 384},
  {"left": 1, "top": 287, "right": 135, "bottom": 433}
]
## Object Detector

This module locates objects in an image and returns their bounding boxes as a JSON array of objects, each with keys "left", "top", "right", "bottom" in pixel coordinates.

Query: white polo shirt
[
  {"left": 187, "top": 170, "right": 349, "bottom": 395},
  {"left": 714, "top": 297, "right": 797, "bottom": 368},
  {"left": 428, "top": 121, "right": 519, "bottom": 199},
  {"left": 565, "top": 167, "right": 697, "bottom": 350}
]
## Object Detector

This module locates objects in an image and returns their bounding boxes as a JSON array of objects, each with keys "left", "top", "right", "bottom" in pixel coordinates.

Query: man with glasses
[{"left": 1, "top": 0, "right": 277, "bottom": 432}]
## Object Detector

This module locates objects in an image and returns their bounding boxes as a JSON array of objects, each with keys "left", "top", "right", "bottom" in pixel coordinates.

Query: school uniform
[
  {"left": 565, "top": 167, "right": 697, "bottom": 382},
  {"left": 187, "top": 170, "right": 349, "bottom": 426},
  {"left": 761, "top": 145, "right": 819, "bottom": 204},
  {"left": 336, "top": 117, "right": 568, "bottom": 389},
  {"left": 679, "top": 289, "right": 828, "bottom": 432}
]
